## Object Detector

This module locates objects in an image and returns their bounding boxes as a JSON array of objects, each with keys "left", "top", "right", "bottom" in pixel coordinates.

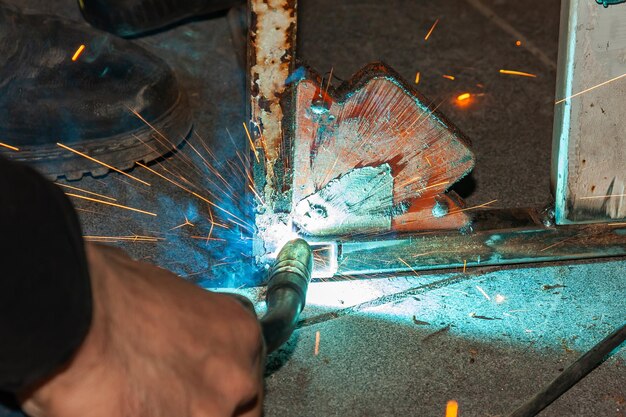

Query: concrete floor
[{"left": 1, "top": 0, "right": 625, "bottom": 416}]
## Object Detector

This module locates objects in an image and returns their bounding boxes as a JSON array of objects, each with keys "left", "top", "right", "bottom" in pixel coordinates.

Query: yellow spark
[
  {"left": 515, "top": 40, "right": 522, "bottom": 46},
  {"left": 56, "top": 143, "right": 150, "bottom": 186},
  {"left": 476, "top": 285, "right": 491, "bottom": 301},
  {"left": 324, "top": 67, "right": 334, "bottom": 98},
  {"left": 463, "top": 259, "right": 467, "bottom": 273},
  {"left": 128, "top": 108, "right": 179, "bottom": 151},
  {"left": 442, "top": 74, "right": 455, "bottom": 80},
  {"left": 248, "top": 183, "right": 265, "bottom": 205},
  {"left": 206, "top": 222, "right": 215, "bottom": 243},
  {"left": 398, "top": 257, "right": 419, "bottom": 276},
  {"left": 539, "top": 238, "right": 572, "bottom": 252},
  {"left": 399, "top": 177, "right": 449, "bottom": 190},
  {"left": 580, "top": 193, "right": 626, "bottom": 200},
  {"left": 449, "top": 199, "right": 498, "bottom": 215},
  {"left": 242, "top": 122, "right": 260, "bottom": 163},
  {"left": 415, "top": 72, "right": 420, "bottom": 84},
  {"left": 71, "top": 44, "right": 86, "bottom": 61},
  {"left": 83, "top": 235, "right": 163, "bottom": 243},
  {"left": 556, "top": 72, "right": 626, "bottom": 104},
  {"left": 425, "top": 156, "right": 432, "bottom": 166},
  {"left": 189, "top": 235, "right": 225, "bottom": 242},
  {"left": 170, "top": 216, "right": 194, "bottom": 230},
  {"left": 66, "top": 193, "right": 157, "bottom": 216},
  {"left": 457, "top": 93, "right": 471, "bottom": 101},
  {"left": 424, "top": 18, "right": 440, "bottom": 41},
  {"left": 609, "top": 222, "right": 626, "bottom": 226},
  {"left": 314, "top": 331, "right": 321, "bottom": 356},
  {"left": 445, "top": 400, "right": 459, "bottom": 417},
  {"left": 186, "top": 140, "right": 235, "bottom": 194},
  {"left": 205, "top": 207, "right": 216, "bottom": 244},
  {"left": 55, "top": 183, "right": 117, "bottom": 201},
  {"left": 499, "top": 69, "right": 537, "bottom": 78},
  {"left": 136, "top": 162, "right": 248, "bottom": 227},
  {"left": 0, "top": 142, "right": 19, "bottom": 151}
]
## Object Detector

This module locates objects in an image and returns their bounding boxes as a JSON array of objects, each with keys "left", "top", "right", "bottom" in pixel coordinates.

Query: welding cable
[
  {"left": 507, "top": 321, "right": 626, "bottom": 417},
  {"left": 260, "top": 239, "right": 313, "bottom": 353}
]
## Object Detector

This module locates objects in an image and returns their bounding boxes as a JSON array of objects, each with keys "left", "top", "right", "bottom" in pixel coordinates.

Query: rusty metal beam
[{"left": 248, "top": 0, "right": 298, "bottom": 262}]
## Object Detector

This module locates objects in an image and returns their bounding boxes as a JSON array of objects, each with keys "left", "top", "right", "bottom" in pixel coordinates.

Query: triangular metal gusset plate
[{"left": 286, "top": 62, "right": 475, "bottom": 237}]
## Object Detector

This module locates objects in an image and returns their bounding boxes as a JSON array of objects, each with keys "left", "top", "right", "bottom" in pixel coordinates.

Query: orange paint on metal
[
  {"left": 499, "top": 69, "right": 537, "bottom": 78},
  {"left": 445, "top": 400, "right": 459, "bottom": 417},
  {"left": 0, "top": 142, "right": 19, "bottom": 151},
  {"left": 442, "top": 74, "right": 455, "bottom": 80},
  {"left": 71, "top": 44, "right": 86, "bottom": 61},
  {"left": 424, "top": 18, "right": 440, "bottom": 41}
]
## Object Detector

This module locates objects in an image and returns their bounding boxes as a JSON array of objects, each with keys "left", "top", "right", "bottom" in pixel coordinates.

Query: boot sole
[{"left": 5, "top": 89, "right": 192, "bottom": 181}]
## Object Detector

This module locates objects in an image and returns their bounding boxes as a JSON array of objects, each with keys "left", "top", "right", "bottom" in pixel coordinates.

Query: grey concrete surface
[
  {"left": 257, "top": 259, "right": 626, "bottom": 417},
  {"left": 1, "top": 0, "right": 625, "bottom": 416}
]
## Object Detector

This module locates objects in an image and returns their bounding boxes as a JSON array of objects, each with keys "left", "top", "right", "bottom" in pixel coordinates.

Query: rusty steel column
[{"left": 247, "top": 0, "right": 298, "bottom": 263}]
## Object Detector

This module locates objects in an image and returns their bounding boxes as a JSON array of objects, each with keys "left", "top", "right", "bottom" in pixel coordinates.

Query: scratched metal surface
[{"left": 2, "top": 0, "right": 625, "bottom": 416}]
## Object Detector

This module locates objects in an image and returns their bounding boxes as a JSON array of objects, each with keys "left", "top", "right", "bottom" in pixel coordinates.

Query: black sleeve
[{"left": 0, "top": 156, "right": 92, "bottom": 393}]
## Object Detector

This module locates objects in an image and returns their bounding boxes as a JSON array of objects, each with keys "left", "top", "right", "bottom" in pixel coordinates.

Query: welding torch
[{"left": 258, "top": 238, "right": 313, "bottom": 353}]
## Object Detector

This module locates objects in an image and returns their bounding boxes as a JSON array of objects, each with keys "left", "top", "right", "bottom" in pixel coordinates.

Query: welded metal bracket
[
  {"left": 246, "top": 0, "right": 297, "bottom": 264},
  {"left": 248, "top": 0, "right": 626, "bottom": 279},
  {"left": 286, "top": 63, "right": 475, "bottom": 237}
]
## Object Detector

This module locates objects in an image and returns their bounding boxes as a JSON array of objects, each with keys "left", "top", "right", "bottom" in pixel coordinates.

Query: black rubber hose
[
  {"left": 508, "top": 322, "right": 626, "bottom": 417},
  {"left": 260, "top": 239, "right": 313, "bottom": 353}
]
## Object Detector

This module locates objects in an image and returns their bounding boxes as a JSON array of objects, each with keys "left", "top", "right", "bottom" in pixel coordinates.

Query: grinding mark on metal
[{"left": 293, "top": 164, "right": 394, "bottom": 236}]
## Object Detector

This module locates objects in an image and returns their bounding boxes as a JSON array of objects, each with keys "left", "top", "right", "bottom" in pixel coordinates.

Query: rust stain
[
  {"left": 249, "top": 0, "right": 296, "bottom": 202},
  {"left": 290, "top": 63, "right": 475, "bottom": 233}
]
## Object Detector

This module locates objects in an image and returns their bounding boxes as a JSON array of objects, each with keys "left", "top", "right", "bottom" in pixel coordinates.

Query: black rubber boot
[
  {"left": 0, "top": 3, "right": 191, "bottom": 179},
  {"left": 79, "top": 0, "right": 245, "bottom": 38}
]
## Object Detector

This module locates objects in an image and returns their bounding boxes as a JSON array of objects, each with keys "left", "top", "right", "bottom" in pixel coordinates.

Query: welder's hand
[{"left": 18, "top": 243, "right": 264, "bottom": 417}]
